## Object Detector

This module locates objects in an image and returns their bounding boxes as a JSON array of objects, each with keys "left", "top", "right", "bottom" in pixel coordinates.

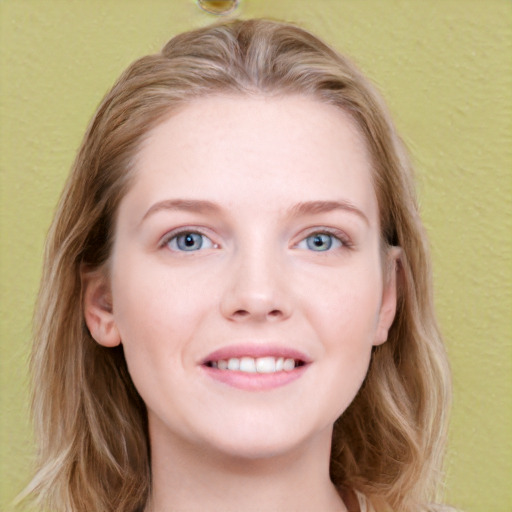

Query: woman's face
[{"left": 86, "top": 94, "right": 398, "bottom": 460}]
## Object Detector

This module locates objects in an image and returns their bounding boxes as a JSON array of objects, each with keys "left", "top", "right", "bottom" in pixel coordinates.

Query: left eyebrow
[
  {"left": 140, "top": 199, "right": 221, "bottom": 225},
  {"left": 288, "top": 200, "right": 370, "bottom": 225}
]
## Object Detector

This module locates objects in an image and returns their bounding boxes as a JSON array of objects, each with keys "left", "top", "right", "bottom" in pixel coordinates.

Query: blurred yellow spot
[{"left": 197, "top": 0, "right": 239, "bottom": 15}]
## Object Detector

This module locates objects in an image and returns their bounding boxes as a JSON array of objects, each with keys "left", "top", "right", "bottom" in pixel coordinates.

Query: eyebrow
[
  {"left": 289, "top": 200, "right": 369, "bottom": 225},
  {"left": 141, "top": 199, "right": 220, "bottom": 224},
  {"left": 141, "top": 198, "right": 369, "bottom": 225}
]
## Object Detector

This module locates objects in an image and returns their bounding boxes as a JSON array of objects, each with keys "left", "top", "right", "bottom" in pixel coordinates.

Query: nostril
[{"left": 230, "top": 308, "right": 283, "bottom": 320}]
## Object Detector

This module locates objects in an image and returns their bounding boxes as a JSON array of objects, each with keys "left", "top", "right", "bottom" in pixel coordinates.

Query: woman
[{"left": 24, "top": 19, "right": 452, "bottom": 512}]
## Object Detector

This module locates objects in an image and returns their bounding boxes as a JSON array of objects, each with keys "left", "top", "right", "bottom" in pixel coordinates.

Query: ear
[
  {"left": 374, "top": 247, "right": 401, "bottom": 346},
  {"left": 82, "top": 268, "right": 121, "bottom": 347}
]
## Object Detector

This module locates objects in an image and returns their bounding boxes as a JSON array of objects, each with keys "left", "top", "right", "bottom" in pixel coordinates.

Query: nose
[{"left": 220, "top": 250, "right": 292, "bottom": 323}]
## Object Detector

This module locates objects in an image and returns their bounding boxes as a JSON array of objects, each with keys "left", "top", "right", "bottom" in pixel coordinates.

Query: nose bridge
[{"left": 220, "top": 234, "right": 291, "bottom": 322}]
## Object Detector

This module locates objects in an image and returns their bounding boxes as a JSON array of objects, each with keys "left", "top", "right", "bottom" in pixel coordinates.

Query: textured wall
[{"left": 1, "top": 1, "right": 510, "bottom": 511}]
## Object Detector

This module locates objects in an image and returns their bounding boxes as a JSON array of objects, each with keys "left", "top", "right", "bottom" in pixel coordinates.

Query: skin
[{"left": 84, "top": 94, "right": 399, "bottom": 512}]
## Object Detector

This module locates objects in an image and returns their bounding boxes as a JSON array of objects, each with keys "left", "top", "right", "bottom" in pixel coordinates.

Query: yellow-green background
[{"left": 1, "top": 1, "right": 511, "bottom": 510}]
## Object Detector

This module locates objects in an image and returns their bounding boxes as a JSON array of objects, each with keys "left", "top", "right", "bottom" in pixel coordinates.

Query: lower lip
[{"left": 201, "top": 365, "right": 309, "bottom": 391}]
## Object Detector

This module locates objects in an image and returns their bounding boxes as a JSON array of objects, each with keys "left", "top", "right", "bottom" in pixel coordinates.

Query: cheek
[
  {"left": 109, "top": 265, "right": 198, "bottom": 409},
  {"left": 110, "top": 253, "right": 219, "bottom": 359},
  {"left": 310, "top": 277, "right": 380, "bottom": 420},
  {"left": 306, "top": 264, "right": 383, "bottom": 341}
]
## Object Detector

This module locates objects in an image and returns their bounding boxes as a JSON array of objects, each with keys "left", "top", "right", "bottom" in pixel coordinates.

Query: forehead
[{"left": 125, "top": 94, "right": 378, "bottom": 222}]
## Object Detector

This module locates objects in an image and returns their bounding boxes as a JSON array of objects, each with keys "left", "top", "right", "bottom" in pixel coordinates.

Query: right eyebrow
[
  {"left": 288, "top": 200, "right": 370, "bottom": 226},
  {"left": 140, "top": 199, "right": 221, "bottom": 225}
]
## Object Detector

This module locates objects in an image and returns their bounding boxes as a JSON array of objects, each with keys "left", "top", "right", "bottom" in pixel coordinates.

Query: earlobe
[
  {"left": 82, "top": 269, "right": 121, "bottom": 347},
  {"left": 374, "top": 247, "right": 401, "bottom": 346}
]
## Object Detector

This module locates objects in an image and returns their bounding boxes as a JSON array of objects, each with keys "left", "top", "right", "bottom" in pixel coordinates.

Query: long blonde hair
[{"left": 24, "top": 19, "right": 451, "bottom": 512}]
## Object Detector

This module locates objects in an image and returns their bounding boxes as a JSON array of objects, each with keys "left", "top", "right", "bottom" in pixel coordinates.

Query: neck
[{"left": 146, "top": 424, "right": 347, "bottom": 512}]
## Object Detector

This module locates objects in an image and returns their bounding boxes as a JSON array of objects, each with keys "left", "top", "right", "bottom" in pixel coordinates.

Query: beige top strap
[{"left": 353, "top": 489, "right": 370, "bottom": 512}]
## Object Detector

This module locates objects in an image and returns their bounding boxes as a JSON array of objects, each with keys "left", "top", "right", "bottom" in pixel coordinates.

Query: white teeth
[
  {"left": 227, "top": 358, "right": 240, "bottom": 371},
  {"left": 283, "top": 358, "right": 296, "bottom": 371},
  {"left": 256, "top": 356, "right": 276, "bottom": 373},
  {"left": 211, "top": 356, "right": 300, "bottom": 373},
  {"left": 239, "top": 357, "right": 257, "bottom": 373}
]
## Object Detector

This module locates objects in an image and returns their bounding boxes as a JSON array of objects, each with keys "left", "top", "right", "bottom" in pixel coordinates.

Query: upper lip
[{"left": 201, "top": 344, "right": 312, "bottom": 365}]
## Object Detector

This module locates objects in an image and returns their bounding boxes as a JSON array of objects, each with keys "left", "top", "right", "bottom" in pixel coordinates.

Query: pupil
[
  {"left": 307, "top": 233, "right": 332, "bottom": 251},
  {"left": 177, "top": 233, "right": 202, "bottom": 251},
  {"left": 314, "top": 235, "right": 325, "bottom": 247}
]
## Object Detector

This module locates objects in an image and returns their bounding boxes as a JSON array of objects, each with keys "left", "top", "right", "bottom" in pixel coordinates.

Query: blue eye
[
  {"left": 167, "top": 232, "right": 214, "bottom": 252},
  {"left": 299, "top": 233, "right": 343, "bottom": 252}
]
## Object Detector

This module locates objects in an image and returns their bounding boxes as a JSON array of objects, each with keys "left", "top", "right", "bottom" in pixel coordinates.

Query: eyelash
[
  {"left": 159, "top": 227, "right": 352, "bottom": 253},
  {"left": 159, "top": 228, "right": 217, "bottom": 252},
  {"left": 295, "top": 228, "right": 352, "bottom": 252}
]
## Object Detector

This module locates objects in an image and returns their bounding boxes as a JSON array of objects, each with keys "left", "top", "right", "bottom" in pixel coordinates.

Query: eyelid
[
  {"left": 157, "top": 225, "right": 352, "bottom": 251},
  {"left": 158, "top": 226, "right": 220, "bottom": 250},
  {"left": 294, "top": 227, "right": 353, "bottom": 249}
]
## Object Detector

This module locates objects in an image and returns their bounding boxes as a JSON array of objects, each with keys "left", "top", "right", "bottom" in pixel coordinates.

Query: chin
[
  {"left": 206, "top": 436, "right": 306, "bottom": 462},
  {"left": 199, "top": 417, "right": 331, "bottom": 463}
]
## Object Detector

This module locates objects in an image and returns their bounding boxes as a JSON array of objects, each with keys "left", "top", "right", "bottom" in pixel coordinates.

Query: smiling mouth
[{"left": 205, "top": 356, "right": 306, "bottom": 374}]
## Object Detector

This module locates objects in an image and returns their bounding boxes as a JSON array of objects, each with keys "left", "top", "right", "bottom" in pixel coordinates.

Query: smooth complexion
[{"left": 84, "top": 95, "right": 399, "bottom": 511}]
